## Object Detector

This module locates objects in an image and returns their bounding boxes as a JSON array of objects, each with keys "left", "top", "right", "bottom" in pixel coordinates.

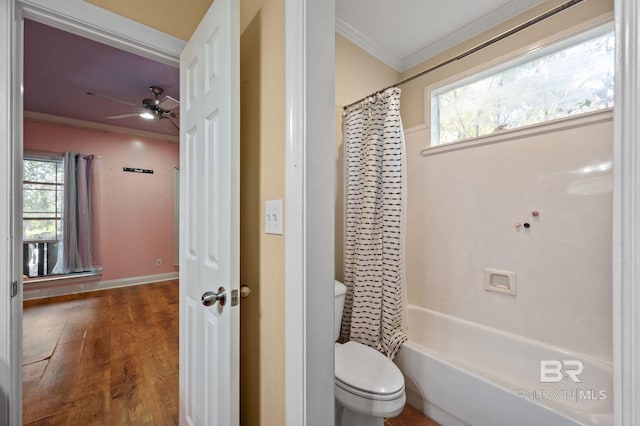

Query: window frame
[
  {"left": 423, "top": 15, "right": 614, "bottom": 150},
  {"left": 22, "top": 152, "right": 64, "bottom": 243}
]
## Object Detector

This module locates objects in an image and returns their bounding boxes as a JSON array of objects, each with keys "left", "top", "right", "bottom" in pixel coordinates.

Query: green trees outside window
[
  {"left": 23, "top": 158, "right": 64, "bottom": 242},
  {"left": 432, "top": 26, "right": 614, "bottom": 146}
]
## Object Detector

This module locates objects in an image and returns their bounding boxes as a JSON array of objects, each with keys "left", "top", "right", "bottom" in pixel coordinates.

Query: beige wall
[
  {"left": 399, "top": 0, "right": 613, "bottom": 128},
  {"left": 84, "top": 0, "right": 213, "bottom": 40},
  {"left": 334, "top": 34, "right": 399, "bottom": 280},
  {"left": 82, "top": 0, "right": 287, "bottom": 424},
  {"left": 241, "top": 0, "right": 286, "bottom": 424}
]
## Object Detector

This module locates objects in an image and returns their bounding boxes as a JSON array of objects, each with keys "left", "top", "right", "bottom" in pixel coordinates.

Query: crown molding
[
  {"left": 24, "top": 111, "right": 180, "bottom": 143},
  {"left": 335, "top": 13, "right": 403, "bottom": 72},
  {"left": 336, "top": 0, "right": 544, "bottom": 73},
  {"left": 402, "top": 0, "right": 544, "bottom": 71}
]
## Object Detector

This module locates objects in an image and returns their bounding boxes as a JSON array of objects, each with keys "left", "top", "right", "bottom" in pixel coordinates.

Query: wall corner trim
[{"left": 613, "top": 0, "right": 640, "bottom": 423}]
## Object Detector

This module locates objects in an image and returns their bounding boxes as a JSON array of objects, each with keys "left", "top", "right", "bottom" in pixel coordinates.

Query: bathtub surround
[
  {"left": 342, "top": 88, "right": 407, "bottom": 359},
  {"left": 405, "top": 110, "right": 613, "bottom": 360}
]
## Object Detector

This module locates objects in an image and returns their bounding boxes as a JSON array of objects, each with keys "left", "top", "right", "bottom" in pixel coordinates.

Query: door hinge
[{"left": 10, "top": 280, "right": 18, "bottom": 298}]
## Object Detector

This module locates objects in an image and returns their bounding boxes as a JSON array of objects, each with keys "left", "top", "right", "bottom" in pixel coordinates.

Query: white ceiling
[{"left": 335, "top": 0, "right": 546, "bottom": 72}]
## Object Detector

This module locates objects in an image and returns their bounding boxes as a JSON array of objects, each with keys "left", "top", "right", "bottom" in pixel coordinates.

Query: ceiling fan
[{"left": 87, "top": 85, "right": 180, "bottom": 133}]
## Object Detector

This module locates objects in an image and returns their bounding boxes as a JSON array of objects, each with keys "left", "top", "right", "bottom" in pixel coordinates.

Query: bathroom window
[{"left": 430, "top": 24, "right": 614, "bottom": 146}]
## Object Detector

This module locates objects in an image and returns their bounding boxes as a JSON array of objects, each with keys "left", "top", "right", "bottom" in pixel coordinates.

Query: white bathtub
[{"left": 394, "top": 304, "right": 612, "bottom": 426}]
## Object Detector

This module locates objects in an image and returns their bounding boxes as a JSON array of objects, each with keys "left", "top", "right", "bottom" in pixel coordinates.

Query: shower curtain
[
  {"left": 341, "top": 87, "right": 408, "bottom": 359},
  {"left": 63, "top": 152, "right": 103, "bottom": 273}
]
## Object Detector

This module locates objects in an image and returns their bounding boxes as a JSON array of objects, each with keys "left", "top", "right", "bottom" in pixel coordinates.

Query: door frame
[
  {"left": 2, "top": 1, "right": 186, "bottom": 424},
  {"left": 613, "top": 0, "right": 640, "bottom": 424},
  {"left": 0, "top": 1, "right": 20, "bottom": 424},
  {"left": 284, "top": 0, "right": 335, "bottom": 423},
  {"left": 18, "top": 0, "right": 185, "bottom": 64}
]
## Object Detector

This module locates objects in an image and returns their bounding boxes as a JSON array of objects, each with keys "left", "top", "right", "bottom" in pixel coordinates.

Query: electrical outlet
[
  {"left": 156, "top": 258, "right": 162, "bottom": 266},
  {"left": 265, "top": 199, "right": 283, "bottom": 235}
]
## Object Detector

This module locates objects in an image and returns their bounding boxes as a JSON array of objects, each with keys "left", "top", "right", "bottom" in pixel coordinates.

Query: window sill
[
  {"left": 420, "top": 108, "right": 613, "bottom": 157},
  {"left": 24, "top": 271, "right": 102, "bottom": 287}
]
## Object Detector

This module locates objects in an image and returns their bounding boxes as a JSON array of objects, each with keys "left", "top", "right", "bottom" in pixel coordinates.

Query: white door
[{"left": 179, "top": 0, "right": 239, "bottom": 424}]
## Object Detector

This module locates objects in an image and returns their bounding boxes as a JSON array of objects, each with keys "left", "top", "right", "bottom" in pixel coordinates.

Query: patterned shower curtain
[{"left": 340, "top": 87, "right": 408, "bottom": 359}]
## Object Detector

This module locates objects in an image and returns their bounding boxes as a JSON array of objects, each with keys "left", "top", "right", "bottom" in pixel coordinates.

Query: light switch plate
[{"left": 265, "top": 199, "right": 283, "bottom": 235}]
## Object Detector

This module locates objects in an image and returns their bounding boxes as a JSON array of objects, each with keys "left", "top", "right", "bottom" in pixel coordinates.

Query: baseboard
[{"left": 23, "top": 272, "right": 179, "bottom": 300}]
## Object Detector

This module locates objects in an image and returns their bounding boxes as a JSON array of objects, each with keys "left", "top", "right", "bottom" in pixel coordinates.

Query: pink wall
[{"left": 24, "top": 120, "right": 179, "bottom": 281}]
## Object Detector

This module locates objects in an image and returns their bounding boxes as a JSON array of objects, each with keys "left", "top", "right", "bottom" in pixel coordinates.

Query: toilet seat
[
  {"left": 335, "top": 341, "right": 405, "bottom": 400},
  {"left": 335, "top": 378, "right": 405, "bottom": 401}
]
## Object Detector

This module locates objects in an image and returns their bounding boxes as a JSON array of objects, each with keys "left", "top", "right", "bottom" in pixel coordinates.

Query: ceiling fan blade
[
  {"left": 158, "top": 96, "right": 180, "bottom": 111},
  {"left": 87, "top": 92, "right": 140, "bottom": 107},
  {"left": 170, "top": 109, "right": 180, "bottom": 119},
  {"left": 159, "top": 116, "right": 179, "bottom": 133},
  {"left": 105, "top": 112, "right": 141, "bottom": 120}
]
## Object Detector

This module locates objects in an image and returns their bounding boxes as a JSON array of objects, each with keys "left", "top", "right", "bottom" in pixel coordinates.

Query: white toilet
[{"left": 334, "top": 280, "right": 406, "bottom": 426}]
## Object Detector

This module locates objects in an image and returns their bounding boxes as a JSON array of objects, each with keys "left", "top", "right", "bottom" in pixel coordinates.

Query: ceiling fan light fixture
[{"left": 89, "top": 86, "right": 180, "bottom": 133}]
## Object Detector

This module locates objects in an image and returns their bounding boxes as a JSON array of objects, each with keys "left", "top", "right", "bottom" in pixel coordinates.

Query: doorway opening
[{"left": 20, "top": 16, "right": 181, "bottom": 423}]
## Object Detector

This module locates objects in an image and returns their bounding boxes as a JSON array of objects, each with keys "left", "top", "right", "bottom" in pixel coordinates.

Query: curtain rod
[{"left": 343, "top": 0, "right": 584, "bottom": 111}]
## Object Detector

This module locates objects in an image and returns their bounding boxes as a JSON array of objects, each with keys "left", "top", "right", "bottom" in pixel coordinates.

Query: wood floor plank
[
  {"left": 385, "top": 404, "right": 441, "bottom": 426},
  {"left": 23, "top": 280, "right": 179, "bottom": 425},
  {"left": 22, "top": 313, "right": 66, "bottom": 365}
]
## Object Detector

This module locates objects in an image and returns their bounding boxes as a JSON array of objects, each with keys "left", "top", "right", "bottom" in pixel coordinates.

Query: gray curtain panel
[{"left": 63, "top": 152, "right": 103, "bottom": 273}]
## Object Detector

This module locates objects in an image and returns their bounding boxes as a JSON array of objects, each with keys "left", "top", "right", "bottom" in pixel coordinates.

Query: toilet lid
[{"left": 335, "top": 342, "right": 404, "bottom": 396}]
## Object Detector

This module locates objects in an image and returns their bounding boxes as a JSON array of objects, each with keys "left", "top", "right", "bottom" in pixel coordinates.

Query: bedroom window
[
  {"left": 430, "top": 24, "right": 614, "bottom": 146},
  {"left": 23, "top": 157, "right": 64, "bottom": 277}
]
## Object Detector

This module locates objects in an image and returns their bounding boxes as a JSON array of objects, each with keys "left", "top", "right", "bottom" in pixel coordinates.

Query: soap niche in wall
[{"left": 484, "top": 268, "right": 517, "bottom": 296}]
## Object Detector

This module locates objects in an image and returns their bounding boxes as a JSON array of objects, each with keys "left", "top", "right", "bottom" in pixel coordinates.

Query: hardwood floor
[
  {"left": 23, "top": 280, "right": 438, "bottom": 426},
  {"left": 386, "top": 404, "right": 441, "bottom": 426},
  {"left": 23, "top": 281, "right": 179, "bottom": 426}
]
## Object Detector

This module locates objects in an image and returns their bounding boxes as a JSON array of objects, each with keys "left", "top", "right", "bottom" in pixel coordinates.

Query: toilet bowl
[{"left": 334, "top": 281, "right": 405, "bottom": 426}]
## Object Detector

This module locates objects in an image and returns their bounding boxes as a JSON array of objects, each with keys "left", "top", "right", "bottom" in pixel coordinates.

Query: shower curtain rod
[{"left": 343, "top": 0, "right": 584, "bottom": 111}]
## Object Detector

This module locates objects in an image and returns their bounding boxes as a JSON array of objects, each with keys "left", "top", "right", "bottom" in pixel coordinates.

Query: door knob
[{"left": 202, "top": 287, "right": 226, "bottom": 307}]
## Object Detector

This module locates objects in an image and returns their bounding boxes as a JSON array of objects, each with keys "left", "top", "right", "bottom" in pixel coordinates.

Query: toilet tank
[{"left": 334, "top": 280, "right": 347, "bottom": 341}]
